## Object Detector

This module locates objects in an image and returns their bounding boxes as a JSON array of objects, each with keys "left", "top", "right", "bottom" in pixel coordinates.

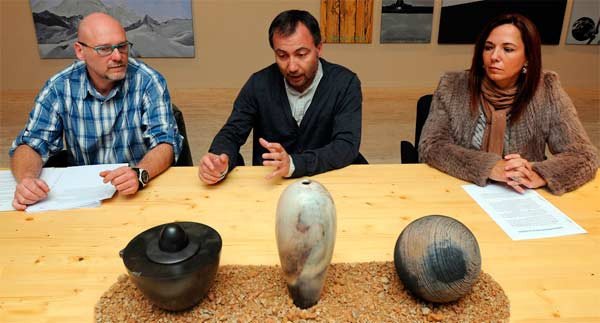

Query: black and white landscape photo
[
  {"left": 380, "top": 0, "right": 434, "bottom": 43},
  {"left": 30, "top": 0, "right": 194, "bottom": 58},
  {"left": 439, "top": 0, "right": 567, "bottom": 44},
  {"left": 566, "top": 0, "right": 599, "bottom": 45}
]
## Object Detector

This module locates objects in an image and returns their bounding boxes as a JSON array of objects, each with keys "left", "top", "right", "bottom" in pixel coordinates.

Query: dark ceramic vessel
[
  {"left": 393, "top": 215, "right": 481, "bottom": 303},
  {"left": 120, "top": 222, "right": 222, "bottom": 311}
]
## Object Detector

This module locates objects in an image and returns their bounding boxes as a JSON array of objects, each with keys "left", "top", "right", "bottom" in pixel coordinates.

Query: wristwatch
[{"left": 132, "top": 167, "right": 149, "bottom": 190}]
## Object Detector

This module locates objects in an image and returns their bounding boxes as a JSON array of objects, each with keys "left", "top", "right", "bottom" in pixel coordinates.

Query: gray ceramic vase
[
  {"left": 394, "top": 215, "right": 481, "bottom": 303},
  {"left": 275, "top": 179, "right": 337, "bottom": 309}
]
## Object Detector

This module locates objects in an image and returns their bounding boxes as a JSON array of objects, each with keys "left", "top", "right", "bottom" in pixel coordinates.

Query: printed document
[
  {"left": 0, "top": 164, "right": 126, "bottom": 212},
  {"left": 0, "top": 169, "right": 62, "bottom": 211},
  {"left": 463, "top": 184, "right": 586, "bottom": 240}
]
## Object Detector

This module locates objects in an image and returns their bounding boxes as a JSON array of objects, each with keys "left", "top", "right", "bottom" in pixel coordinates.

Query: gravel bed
[{"left": 96, "top": 261, "right": 509, "bottom": 322}]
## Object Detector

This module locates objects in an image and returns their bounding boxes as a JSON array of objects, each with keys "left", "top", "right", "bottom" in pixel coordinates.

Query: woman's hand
[{"left": 490, "top": 154, "right": 546, "bottom": 193}]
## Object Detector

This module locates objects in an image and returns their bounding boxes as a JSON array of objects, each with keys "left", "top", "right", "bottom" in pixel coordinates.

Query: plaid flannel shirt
[{"left": 10, "top": 57, "right": 182, "bottom": 165}]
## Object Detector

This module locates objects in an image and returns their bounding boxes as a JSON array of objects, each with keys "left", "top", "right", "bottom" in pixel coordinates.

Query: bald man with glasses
[{"left": 9, "top": 12, "right": 182, "bottom": 210}]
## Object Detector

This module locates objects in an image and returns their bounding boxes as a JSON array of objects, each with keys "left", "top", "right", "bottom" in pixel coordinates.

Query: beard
[
  {"left": 286, "top": 68, "right": 317, "bottom": 92},
  {"left": 105, "top": 71, "right": 126, "bottom": 81},
  {"left": 104, "top": 63, "right": 127, "bottom": 81}
]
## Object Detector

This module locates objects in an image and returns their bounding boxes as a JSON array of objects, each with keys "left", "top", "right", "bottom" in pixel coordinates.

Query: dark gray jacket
[{"left": 210, "top": 58, "right": 363, "bottom": 177}]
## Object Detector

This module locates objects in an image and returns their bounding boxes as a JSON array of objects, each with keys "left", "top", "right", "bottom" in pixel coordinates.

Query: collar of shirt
[
  {"left": 85, "top": 76, "right": 123, "bottom": 102},
  {"left": 81, "top": 64, "right": 125, "bottom": 102},
  {"left": 284, "top": 61, "right": 323, "bottom": 126}
]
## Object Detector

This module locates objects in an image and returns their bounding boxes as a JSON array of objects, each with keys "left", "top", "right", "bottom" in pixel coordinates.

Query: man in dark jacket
[{"left": 198, "top": 10, "right": 364, "bottom": 184}]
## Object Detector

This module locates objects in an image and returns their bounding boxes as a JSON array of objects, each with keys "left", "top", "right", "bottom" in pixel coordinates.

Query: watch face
[{"left": 140, "top": 169, "right": 149, "bottom": 184}]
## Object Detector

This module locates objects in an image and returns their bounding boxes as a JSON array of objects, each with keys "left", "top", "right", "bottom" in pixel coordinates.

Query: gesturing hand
[
  {"left": 259, "top": 138, "right": 290, "bottom": 180},
  {"left": 198, "top": 153, "right": 229, "bottom": 184}
]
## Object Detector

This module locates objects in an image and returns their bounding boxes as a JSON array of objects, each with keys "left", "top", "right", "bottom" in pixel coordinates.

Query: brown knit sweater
[{"left": 419, "top": 70, "right": 598, "bottom": 195}]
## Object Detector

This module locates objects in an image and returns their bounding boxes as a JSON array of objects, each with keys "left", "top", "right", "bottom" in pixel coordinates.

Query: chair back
[
  {"left": 172, "top": 104, "right": 194, "bottom": 166},
  {"left": 414, "top": 94, "right": 432, "bottom": 151},
  {"left": 400, "top": 94, "right": 432, "bottom": 164}
]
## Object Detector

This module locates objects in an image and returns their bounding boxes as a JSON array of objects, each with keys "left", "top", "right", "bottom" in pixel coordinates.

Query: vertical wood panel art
[{"left": 320, "top": 0, "right": 373, "bottom": 43}]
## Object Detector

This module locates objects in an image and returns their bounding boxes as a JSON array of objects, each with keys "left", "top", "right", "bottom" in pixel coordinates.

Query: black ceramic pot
[{"left": 120, "top": 222, "right": 222, "bottom": 311}]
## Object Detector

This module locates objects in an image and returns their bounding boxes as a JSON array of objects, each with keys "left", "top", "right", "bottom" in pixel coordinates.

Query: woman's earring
[{"left": 522, "top": 63, "right": 528, "bottom": 74}]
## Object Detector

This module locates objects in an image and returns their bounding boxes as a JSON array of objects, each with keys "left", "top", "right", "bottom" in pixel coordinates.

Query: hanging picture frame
[
  {"left": 380, "top": 0, "right": 434, "bottom": 43},
  {"left": 320, "top": 0, "right": 374, "bottom": 43},
  {"left": 438, "top": 0, "right": 567, "bottom": 44},
  {"left": 566, "top": 0, "right": 599, "bottom": 45},
  {"left": 29, "top": 0, "right": 195, "bottom": 58}
]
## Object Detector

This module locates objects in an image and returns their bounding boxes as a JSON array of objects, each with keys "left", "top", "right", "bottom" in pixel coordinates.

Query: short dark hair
[
  {"left": 469, "top": 13, "right": 542, "bottom": 122},
  {"left": 268, "top": 10, "right": 321, "bottom": 48}
]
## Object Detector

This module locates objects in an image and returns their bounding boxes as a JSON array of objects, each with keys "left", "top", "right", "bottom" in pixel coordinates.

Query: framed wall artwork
[
  {"left": 380, "top": 0, "right": 434, "bottom": 43},
  {"left": 320, "top": 0, "right": 374, "bottom": 43},
  {"left": 438, "top": 0, "right": 567, "bottom": 44},
  {"left": 566, "top": 0, "right": 599, "bottom": 45},
  {"left": 30, "top": 0, "right": 195, "bottom": 58}
]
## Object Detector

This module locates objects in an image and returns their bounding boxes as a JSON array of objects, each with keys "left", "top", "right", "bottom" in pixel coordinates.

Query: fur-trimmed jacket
[{"left": 419, "top": 70, "right": 598, "bottom": 195}]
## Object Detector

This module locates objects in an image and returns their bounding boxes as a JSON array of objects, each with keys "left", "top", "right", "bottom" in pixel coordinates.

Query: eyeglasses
[{"left": 77, "top": 41, "right": 133, "bottom": 57}]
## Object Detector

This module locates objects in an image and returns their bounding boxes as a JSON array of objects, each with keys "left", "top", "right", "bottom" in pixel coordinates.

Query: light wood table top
[{"left": 0, "top": 165, "right": 598, "bottom": 322}]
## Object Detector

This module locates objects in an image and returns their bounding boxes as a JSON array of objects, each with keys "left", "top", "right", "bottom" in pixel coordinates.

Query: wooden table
[{"left": 0, "top": 165, "right": 598, "bottom": 322}]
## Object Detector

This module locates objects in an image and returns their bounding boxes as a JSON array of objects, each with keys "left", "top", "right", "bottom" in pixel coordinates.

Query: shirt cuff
[{"left": 285, "top": 155, "right": 295, "bottom": 178}]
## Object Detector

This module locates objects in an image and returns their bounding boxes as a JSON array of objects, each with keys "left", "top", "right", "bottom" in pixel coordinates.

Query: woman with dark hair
[{"left": 419, "top": 13, "right": 598, "bottom": 195}]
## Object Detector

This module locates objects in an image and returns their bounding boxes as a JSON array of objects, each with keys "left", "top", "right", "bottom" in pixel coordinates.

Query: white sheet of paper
[
  {"left": 48, "top": 164, "right": 124, "bottom": 200},
  {"left": 51, "top": 164, "right": 123, "bottom": 191},
  {"left": 463, "top": 184, "right": 586, "bottom": 240},
  {"left": 26, "top": 163, "right": 126, "bottom": 213},
  {"left": 0, "top": 171, "right": 18, "bottom": 211},
  {"left": 0, "top": 168, "right": 63, "bottom": 211},
  {"left": 1, "top": 164, "right": 126, "bottom": 213},
  {"left": 40, "top": 168, "right": 63, "bottom": 188}
]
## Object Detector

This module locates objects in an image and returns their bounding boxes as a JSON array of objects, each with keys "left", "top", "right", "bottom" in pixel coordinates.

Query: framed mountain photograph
[{"left": 30, "top": 0, "right": 195, "bottom": 58}]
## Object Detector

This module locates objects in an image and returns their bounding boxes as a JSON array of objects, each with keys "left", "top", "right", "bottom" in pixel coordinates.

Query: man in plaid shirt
[{"left": 9, "top": 13, "right": 182, "bottom": 210}]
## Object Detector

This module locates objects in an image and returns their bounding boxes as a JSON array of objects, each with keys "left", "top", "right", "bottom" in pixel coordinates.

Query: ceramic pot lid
[{"left": 121, "top": 222, "right": 222, "bottom": 278}]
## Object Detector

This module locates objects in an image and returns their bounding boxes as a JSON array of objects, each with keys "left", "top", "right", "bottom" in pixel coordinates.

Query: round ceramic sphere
[{"left": 393, "top": 215, "right": 481, "bottom": 303}]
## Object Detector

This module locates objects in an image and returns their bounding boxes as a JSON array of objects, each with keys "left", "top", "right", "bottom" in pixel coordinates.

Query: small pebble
[{"left": 428, "top": 312, "right": 444, "bottom": 321}]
